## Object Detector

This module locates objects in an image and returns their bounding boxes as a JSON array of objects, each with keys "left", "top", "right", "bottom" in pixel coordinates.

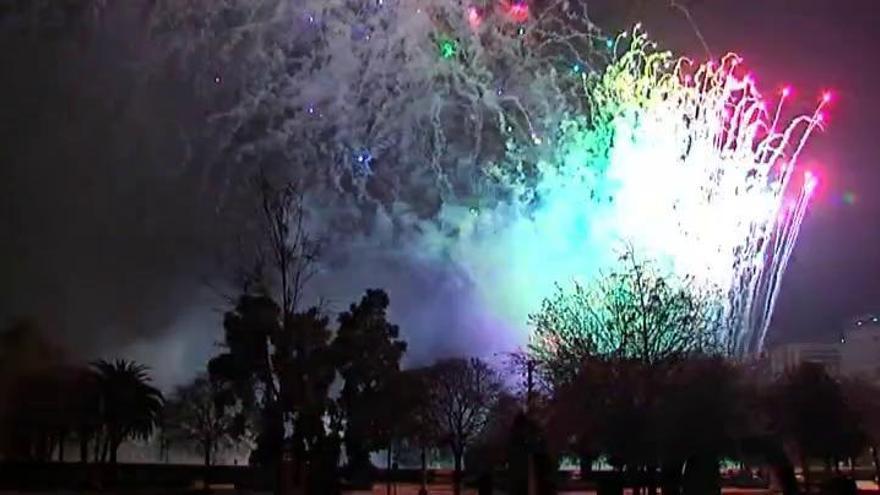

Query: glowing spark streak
[
  {"left": 467, "top": 6, "right": 481, "bottom": 29},
  {"left": 439, "top": 38, "right": 458, "bottom": 59},
  {"left": 521, "top": 31, "right": 828, "bottom": 354}
]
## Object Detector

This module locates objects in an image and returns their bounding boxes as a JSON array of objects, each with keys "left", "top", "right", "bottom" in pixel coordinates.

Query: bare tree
[
  {"left": 220, "top": 175, "right": 325, "bottom": 421},
  {"left": 425, "top": 358, "right": 502, "bottom": 495},
  {"left": 165, "top": 374, "right": 244, "bottom": 466},
  {"left": 529, "top": 250, "right": 726, "bottom": 386},
  {"left": 225, "top": 177, "right": 322, "bottom": 314},
  {"left": 256, "top": 178, "right": 321, "bottom": 316},
  {"left": 210, "top": 177, "right": 336, "bottom": 493}
]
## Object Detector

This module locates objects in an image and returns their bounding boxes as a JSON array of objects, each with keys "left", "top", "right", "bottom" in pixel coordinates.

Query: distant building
[
  {"left": 839, "top": 314, "right": 880, "bottom": 385},
  {"left": 768, "top": 342, "right": 841, "bottom": 378},
  {"left": 766, "top": 313, "right": 880, "bottom": 386}
]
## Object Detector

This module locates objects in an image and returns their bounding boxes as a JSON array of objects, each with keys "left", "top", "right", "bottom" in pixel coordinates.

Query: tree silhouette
[
  {"left": 841, "top": 378, "right": 880, "bottom": 485},
  {"left": 332, "top": 288, "right": 407, "bottom": 479},
  {"left": 425, "top": 358, "right": 502, "bottom": 495},
  {"left": 0, "top": 321, "right": 93, "bottom": 462},
  {"left": 658, "top": 356, "right": 748, "bottom": 495},
  {"left": 507, "top": 410, "right": 557, "bottom": 495},
  {"left": 91, "top": 359, "right": 164, "bottom": 464},
  {"left": 209, "top": 294, "right": 281, "bottom": 465},
  {"left": 2, "top": 367, "right": 76, "bottom": 461},
  {"left": 165, "top": 374, "right": 245, "bottom": 466},
  {"left": 243, "top": 178, "right": 321, "bottom": 317},
  {"left": 281, "top": 308, "right": 337, "bottom": 488},
  {"left": 210, "top": 177, "right": 332, "bottom": 492},
  {"left": 68, "top": 366, "right": 102, "bottom": 463},
  {"left": 530, "top": 252, "right": 730, "bottom": 493},
  {"left": 529, "top": 252, "right": 726, "bottom": 387},
  {"left": 769, "top": 362, "right": 866, "bottom": 488},
  {"left": 462, "top": 391, "right": 525, "bottom": 494},
  {"left": 388, "top": 368, "right": 437, "bottom": 495},
  {"left": 550, "top": 355, "right": 749, "bottom": 495},
  {"left": 209, "top": 296, "right": 336, "bottom": 482}
]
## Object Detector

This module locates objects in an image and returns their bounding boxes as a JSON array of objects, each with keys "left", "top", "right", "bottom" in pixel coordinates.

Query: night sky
[{"left": 1, "top": 0, "right": 878, "bottom": 388}]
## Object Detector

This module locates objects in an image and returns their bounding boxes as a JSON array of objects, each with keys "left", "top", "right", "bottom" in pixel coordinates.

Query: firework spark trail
[
  {"left": 147, "top": 0, "right": 607, "bottom": 214},
  {"left": 438, "top": 28, "right": 827, "bottom": 354},
  {"left": 145, "top": 2, "right": 826, "bottom": 355},
  {"left": 524, "top": 29, "right": 827, "bottom": 353}
]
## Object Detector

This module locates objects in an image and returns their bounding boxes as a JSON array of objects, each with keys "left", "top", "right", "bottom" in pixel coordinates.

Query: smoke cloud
[{"left": 0, "top": 0, "right": 555, "bottom": 381}]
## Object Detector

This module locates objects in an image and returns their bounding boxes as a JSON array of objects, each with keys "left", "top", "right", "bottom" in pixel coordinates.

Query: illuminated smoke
[
  {"left": 145, "top": 2, "right": 826, "bottom": 355},
  {"left": 455, "top": 29, "right": 827, "bottom": 354}
]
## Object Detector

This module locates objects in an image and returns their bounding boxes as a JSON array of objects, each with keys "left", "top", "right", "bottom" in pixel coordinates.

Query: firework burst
[
  {"left": 143, "top": 0, "right": 828, "bottom": 355},
  {"left": 471, "top": 28, "right": 828, "bottom": 354}
]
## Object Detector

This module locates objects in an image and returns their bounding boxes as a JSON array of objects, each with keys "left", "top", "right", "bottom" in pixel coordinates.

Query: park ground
[
  {"left": 0, "top": 484, "right": 877, "bottom": 494},
  {"left": 341, "top": 482, "right": 880, "bottom": 494}
]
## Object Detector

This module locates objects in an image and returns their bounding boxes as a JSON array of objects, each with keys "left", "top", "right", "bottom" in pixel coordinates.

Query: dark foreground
[{"left": 0, "top": 463, "right": 877, "bottom": 494}]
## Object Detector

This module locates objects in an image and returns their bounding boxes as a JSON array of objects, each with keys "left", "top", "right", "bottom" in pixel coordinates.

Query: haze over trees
[{"left": 2, "top": 183, "right": 879, "bottom": 495}]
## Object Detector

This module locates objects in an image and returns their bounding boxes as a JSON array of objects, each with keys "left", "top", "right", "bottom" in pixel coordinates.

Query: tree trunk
[
  {"left": 204, "top": 441, "right": 212, "bottom": 492},
  {"left": 453, "top": 449, "right": 463, "bottom": 495},
  {"left": 387, "top": 446, "right": 393, "bottom": 495},
  {"left": 800, "top": 455, "right": 810, "bottom": 493},
  {"left": 80, "top": 434, "right": 89, "bottom": 464},
  {"left": 58, "top": 434, "right": 65, "bottom": 462},
  {"left": 579, "top": 452, "right": 593, "bottom": 479},
  {"left": 647, "top": 464, "right": 658, "bottom": 495},
  {"left": 100, "top": 435, "right": 109, "bottom": 463},
  {"left": 93, "top": 432, "right": 100, "bottom": 462},
  {"left": 419, "top": 445, "right": 428, "bottom": 495},
  {"left": 871, "top": 445, "right": 880, "bottom": 486},
  {"left": 660, "top": 462, "right": 682, "bottom": 495},
  {"left": 275, "top": 448, "right": 283, "bottom": 495},
  {"left": 160, "top": 438, "right": 168, "bottom": 463},
  {"left": 768, "top": 450, "right": 798, "bottom": 495},
  {"left": 528, "top": 453, "right": 537, "bottom": 495},
  {"left": 682, "top": 455, "right": 719, "bottom": 495}
]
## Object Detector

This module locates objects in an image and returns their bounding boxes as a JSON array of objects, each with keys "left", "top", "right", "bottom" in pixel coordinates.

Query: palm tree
[{"left": 91, "top": 359, "right": 164, "bottom": 464}]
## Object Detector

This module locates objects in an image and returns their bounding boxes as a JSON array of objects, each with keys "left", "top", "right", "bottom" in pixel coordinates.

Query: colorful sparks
[
  {"left": 438, "top": 38, "right": 458, "bottom": 59},
  {"left": 354, "top": 148, "right": 374, "bottom": 175},
  {"left": 504, "top": 1, "right": 530, "bottom": 23},
  {"left": 190, "top": 0, "right": 832, "bottom": 357},
  {"left": 467, "top": 6, "right": 482, "bottom": 29},
  {"left": 458, "top": 30, "right": 830, "bottom": 354}
]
